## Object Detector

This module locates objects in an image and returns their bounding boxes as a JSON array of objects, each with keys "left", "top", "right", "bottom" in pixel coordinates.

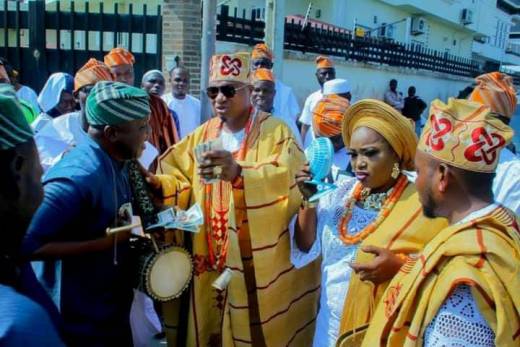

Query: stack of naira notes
[
  {"left": 194, "top": 138, "right": 223, "bottom": 184},
  {"left": 146, "top": 203, "right": 203, "bottom": 233}
]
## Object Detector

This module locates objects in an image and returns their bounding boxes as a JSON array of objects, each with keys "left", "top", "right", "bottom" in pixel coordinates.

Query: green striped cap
[
  {"left": 86, "top": 81, "right": 150, "bottom": 126},
  {"left": 0, "top": 83, "right": 34, "bottom": 150}
]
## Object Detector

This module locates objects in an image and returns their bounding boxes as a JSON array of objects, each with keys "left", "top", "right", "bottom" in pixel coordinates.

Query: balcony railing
[{"left": 216, "top": 5, "right": 482, "bottom": 78}]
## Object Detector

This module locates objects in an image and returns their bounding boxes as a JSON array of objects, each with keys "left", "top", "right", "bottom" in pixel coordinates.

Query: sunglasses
[
  {"left": 252, "top": 59, "right": 273, "bottom": 69},
  {"left": 206, "top": 84, "right": 248, "bottom": 99}
]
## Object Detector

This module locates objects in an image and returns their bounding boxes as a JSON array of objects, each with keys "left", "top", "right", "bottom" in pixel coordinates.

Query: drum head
[{"left": 146, "top": 246, "right": 193, "bottom": 301}]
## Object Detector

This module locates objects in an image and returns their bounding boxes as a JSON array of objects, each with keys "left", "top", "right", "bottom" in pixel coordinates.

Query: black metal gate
[{"left": 0, "top": 0, "right": 162, "bottom": 92}]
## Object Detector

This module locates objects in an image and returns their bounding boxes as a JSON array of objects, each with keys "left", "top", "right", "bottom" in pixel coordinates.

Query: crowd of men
[{"left": 0, "top": 41, "right": 519, "bottom": 347}]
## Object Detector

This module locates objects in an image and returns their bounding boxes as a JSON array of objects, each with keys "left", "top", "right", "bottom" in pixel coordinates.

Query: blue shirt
[
  {"left": 0, "top": 284, "right": 64, "bottom": 346},
  {"left": 24, "top": 136, "right": 134, "bottom": 346}
]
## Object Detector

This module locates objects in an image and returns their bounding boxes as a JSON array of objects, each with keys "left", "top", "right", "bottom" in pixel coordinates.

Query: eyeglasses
[{"left": 206, "top": 84, "right": 248, "bottom": 99}]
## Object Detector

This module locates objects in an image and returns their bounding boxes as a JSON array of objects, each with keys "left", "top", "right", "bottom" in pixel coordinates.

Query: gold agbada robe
[
  {"left": 361, "top": 206, "right": 520, "bottom": 347},
  {"left": 156, "top": 112, "right": 320, "bottom": 346},
  {"left": 336, "top": 182, "right": 448, "bottom": 347}
]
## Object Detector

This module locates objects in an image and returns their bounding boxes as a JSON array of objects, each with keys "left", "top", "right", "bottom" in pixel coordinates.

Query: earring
[{"left": 391, "top": 163, "right": 400, "bottom": 179}]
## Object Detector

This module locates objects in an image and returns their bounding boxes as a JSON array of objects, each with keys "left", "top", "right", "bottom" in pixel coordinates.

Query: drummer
[{"left": 23, "top": 81, "right": 151, "bottom": 346}]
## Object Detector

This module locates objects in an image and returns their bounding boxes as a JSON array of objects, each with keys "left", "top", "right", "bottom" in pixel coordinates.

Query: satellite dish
[{"left": 304, "top": 137, "right": 337, "bottom": 202}]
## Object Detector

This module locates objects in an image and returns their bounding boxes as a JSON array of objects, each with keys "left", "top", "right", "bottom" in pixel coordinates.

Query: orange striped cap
[
  {"left": 250, "top": 68, "right": 274, "bottom": 83},
  {"left": 315, "top": 55, "right": 334, "bottom": 69},
  {"left": 251, "top": 43, "right": 273, "bottom": 60},
  {"left": 104, "top": 47, "right": 135, "bottom": 67},
  {"left": 74, "top": 58, "right": 114, "bottom": 92},
  {"left": 418, "top": 98, "right": 513, "bottom": 173},
  {"left": 469, "top": 72, "right": 517, "bottom": 119},
  {"left": 313, "top": 94, "right": 349, "bottom": 137}
]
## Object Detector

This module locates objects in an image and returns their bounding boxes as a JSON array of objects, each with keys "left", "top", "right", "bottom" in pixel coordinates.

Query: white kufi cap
[{"left": 323, "top": 78, "right": 350, "bottom": 96}]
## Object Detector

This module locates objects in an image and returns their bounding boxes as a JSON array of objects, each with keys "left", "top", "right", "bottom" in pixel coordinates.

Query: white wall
[
  {"left": 282, "top": 53, "right": 472, "bottom": 110},
  {"left": 423, "top": 19, "right": 473, "bottom": 57},
  {"left": 472, "top": 0, "right": 511, "bottom": 62},
  {"left": 380, "top": 0, "right": 481, "bottom": 33}
]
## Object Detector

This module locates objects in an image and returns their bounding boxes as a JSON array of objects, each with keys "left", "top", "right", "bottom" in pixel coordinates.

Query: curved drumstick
[{"left": 105, "top": 222, "right": 142, "bottom": 235}]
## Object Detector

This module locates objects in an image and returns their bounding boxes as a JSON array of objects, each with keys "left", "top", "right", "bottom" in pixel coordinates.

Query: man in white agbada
[
  {"left": 492, "top": 146, "right": 520, "bottom": 214},
  {"left": 32, "top": 73, "right": 76, "bottom": 133},
  {"left": 162, "top": 65, "right": 201, "bottom": 139},
  {"left": 468, "top": 71, "right": 520, "bottom": 214},
  {"left": 250, "top": 43, "right": 302, "bottom": 145},
  {"left": 299, "top": 56, "right": 337, "bottom": 148}
]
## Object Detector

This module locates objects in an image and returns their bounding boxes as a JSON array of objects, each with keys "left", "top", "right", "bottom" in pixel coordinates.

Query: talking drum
[{"left": 136, "top": 244, "right": 193, "bottom": 302}]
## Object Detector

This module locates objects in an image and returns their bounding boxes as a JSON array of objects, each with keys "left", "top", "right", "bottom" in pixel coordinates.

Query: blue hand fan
[{"left": 304, "top": 137, "right": 337, "bottom": 202}]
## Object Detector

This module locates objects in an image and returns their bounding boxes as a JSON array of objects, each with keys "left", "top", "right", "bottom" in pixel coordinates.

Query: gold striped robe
[
  {"left": 157, "top": 112, "right": 320, "bottom": 347},
  {"left": 362, "top": 206, "right": 520, "bottom": 346}
]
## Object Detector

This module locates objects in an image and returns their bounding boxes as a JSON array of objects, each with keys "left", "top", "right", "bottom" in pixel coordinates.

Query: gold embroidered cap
[
  {"left": 418, "top": 98, "right": 513, "bottom": 173},
  {"left": 209, "top": 52, "right": 250, "bottom": 84}
]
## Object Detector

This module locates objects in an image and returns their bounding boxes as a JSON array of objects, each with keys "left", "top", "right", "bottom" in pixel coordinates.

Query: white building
[
  {"left": 501, "top": 1, "right": 520, "bottom": 69},
  {"left": 224, "top": 0, "right": 517, "bottom": 63},
  {"left": 217, "top": 0, "right": 520, "bottom": 107}
]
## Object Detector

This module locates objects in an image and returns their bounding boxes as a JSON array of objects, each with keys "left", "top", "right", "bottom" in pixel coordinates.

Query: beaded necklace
[
  {"left": 205, "top": 108, "right": 255, "bottom": 271},
  {"left": 338, "top": 175, "right": 408, "bottom": 245}
]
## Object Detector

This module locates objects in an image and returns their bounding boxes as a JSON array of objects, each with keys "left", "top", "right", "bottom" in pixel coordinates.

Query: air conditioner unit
[
  {"left": 461, "top": 8, "right": 473, "bottom": 25},
  {"left": 411, "top": 17, "right": 426, "bottom": 35}
]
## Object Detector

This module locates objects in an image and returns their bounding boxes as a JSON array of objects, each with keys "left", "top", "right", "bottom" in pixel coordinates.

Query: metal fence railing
[
  {"left": 217, "top": 5, "right": 482, "bottom": 78},
  {"left": 0, "top": 0, "right": 162, "bottom": 91}
]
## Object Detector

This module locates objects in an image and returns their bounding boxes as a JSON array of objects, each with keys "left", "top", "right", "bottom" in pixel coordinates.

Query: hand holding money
[
  {"left": 198, "top": 150, "right": 241, "bottom": 182},
  {"left": 195, "top": 138, "right": 241, "bottom": 183},
  {"left": 146, "top": 204, "right": 204, "bottom": 233},
  {"left": 174, "top": 204, "right": 204, "bottom": 232}
]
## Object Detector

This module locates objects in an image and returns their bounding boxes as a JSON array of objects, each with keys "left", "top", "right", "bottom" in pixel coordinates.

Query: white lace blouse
[{"left": 290, "top": 177, "right": 379, "bottom": 347}]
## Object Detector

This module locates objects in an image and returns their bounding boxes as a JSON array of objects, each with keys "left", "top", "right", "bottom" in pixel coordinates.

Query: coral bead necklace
[{"left": 338, "top": 175, "right": 408, "bottom": 245}]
